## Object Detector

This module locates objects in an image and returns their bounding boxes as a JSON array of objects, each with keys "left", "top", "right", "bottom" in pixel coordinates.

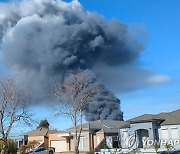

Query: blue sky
[
  {"left": 0, "top": 0, "right": 180, "bottom": 133},
  {"left": 75, "top": 0, "right": 180, "bottom": 117}
]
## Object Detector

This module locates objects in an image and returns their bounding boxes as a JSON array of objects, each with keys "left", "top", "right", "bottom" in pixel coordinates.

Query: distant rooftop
[{"left": 22, "top": 127, "right": 57, "bottom": 137}]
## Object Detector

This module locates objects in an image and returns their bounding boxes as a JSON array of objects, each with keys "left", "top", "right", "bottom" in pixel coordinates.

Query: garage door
[{"left": 51, "top": 140, "right": 67, "bottom": 152}]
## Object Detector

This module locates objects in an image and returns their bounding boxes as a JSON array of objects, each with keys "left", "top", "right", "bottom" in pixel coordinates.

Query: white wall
[
  {"left": 119, "top": 128, "right": 131, "bottom": 149},
  {"left": 159, "top": 124, "right": 180, "bottom": 150},
  {"left": 119, "top": 123, "right": 180, "bottom": 150}
]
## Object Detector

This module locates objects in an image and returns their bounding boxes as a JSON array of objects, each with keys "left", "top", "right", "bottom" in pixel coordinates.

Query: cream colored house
[
  {"left": 19, "top": 127, "right": 57, "bottom": 147},
  {"left": 119, "top": 109, "right": 180, "bottom": 151},
  {"left": 49, "top": 120, "right": 125, "bottom": 153}
]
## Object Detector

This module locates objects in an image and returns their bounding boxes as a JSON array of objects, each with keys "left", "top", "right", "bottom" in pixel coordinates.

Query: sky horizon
[{"left": 0, "top": 0, "right": 180, "bottom": 134}]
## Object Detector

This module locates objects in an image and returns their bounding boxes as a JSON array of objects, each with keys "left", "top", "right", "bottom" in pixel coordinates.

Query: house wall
[
  {"left": 158, "top": 124, "right": 180, "bottom": 149},
  {"left": 119, "top": 122, "right": 159, "bottom": 149},
  {"left": 120, "top": 123, "right": 180, "bottom": 150},
  {"left": 70, "top": 137, "right": 74, "bottom": 151},
  {"left": 93, "top": 133, "right": 105, "bottom": 148},
  {"left": 83, "top": 132, "right": 91, "bottom": 151},
  {"left": 49, "top": 131, "right": 119, "bottom": 152},
  {"left": 130, "top": 122, "right": 155, "bottom": 141},
  {"left": 119, "top": 128, "right": 131, "bottom": 149},
  {"left": 28, "top": 136, "right": 44, "bottom": 144},
  {"left": 11, "top": 135, "right": 28, "bottom": 148},
  {"left": 70, "top": 131, "right": 91, "bottom": 152}
]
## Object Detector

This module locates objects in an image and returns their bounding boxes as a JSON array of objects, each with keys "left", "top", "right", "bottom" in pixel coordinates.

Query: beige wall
[
  {"left": 93, "top": 133, "right": 105, "bottom": 149},
  {"left": 80, "top": 132, "right": 91, "bottom": 152},
  {"left": 48, "top": 131, "right": 115, "bottom": 152},
  {"left": 28, "top": 136, "right": 44, "bottom": 144},
  {"left": 70, "top": 131, "right": 93, "bottom": 152},
  {"left": 28, "top": 136, "right": 49, "bottom": 147}
]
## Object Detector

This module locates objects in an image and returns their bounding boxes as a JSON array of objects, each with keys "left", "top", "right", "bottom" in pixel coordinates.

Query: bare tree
[
  {"left": 50, "top": 70, "right": 101, "bottom": 154},
  {"left": 0, "top": 78, "right": 32, "bottom": 154}
]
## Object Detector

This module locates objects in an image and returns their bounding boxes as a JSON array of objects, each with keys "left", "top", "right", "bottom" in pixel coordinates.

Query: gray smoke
[
  {"left": 85, "top": 84, "right": 123, "bottom": 121},
  {"left": 0, "top": 0, "right": 144, "bottom": 121}
]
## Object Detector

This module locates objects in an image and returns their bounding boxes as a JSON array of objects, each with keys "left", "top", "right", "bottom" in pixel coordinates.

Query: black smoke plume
[{"left": 0, "top": 0, "right": 144, "bottom": 121}]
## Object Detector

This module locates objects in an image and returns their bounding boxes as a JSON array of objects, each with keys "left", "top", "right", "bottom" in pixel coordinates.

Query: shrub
[
  {"left": 165, "top": 143, "right": 172, "bottom": 150},
  {"left": 17, "top": 140, "right": 40, "bottom": 153},
  {"left": 154, "top": 143, "right": 159, "bottom": 153},
  {"left": 26, "top": 140, "right": 40, "bottom": 150},
  {"left": 17, "top": 145, "right": 26, "bottom": 154},
  {"left": 0, "top": 140, "right": 3, "bottom": 150},
  {"left": 7, "top": 139, "right": 17, "bottom": 154},
  {"left": 0, "top": 139, "right": 17, "bottom": 154}
]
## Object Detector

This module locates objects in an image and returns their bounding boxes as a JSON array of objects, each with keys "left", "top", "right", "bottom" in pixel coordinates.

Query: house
[
  {"left": 49, "top": 120, "right": 125, "bottom": 153},
  {"left": 119, "top": 109, "right": 180, "bottom": 151},
  {"left": 24, "top": 127, "right": 57, "bottom": 147},
  {"left": 14, "top": 127, "right": 57, "bottom": 148}
]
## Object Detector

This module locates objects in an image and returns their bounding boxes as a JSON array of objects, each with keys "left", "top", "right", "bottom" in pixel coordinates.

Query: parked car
[{"left": 29, "top": 147, "right": 54, "bottom": 154}]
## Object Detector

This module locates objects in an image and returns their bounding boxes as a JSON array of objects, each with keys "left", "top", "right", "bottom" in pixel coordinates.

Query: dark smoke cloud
[
  {"left": 0, "top": 0, "right": 168, "bottom": 121},
  {"left": 85, "top": 85, "right": 123, "bottom": 121},
  {"left": 60, "top": 69, "right": 123, "bottom": 121}
]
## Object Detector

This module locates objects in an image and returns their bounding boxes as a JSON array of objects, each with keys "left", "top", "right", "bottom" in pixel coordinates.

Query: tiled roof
[
  {"left": 65, "top": 120, "right": 126, "bottom": 133},
  {"left": 128, "top": 114, "right": 164, "bottom": 123},
  {"left": 156, "top": 109, "right": 180, "bottom": 125},
  {"left": 127, "top": 109, "right": 180, "bottom": 126},
  {"left": 23, "top": 127, "right": 57, "bottom": 137}
]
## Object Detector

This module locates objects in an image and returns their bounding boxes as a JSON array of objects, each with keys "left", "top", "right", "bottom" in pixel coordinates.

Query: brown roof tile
[{"left": 23, "top": 127, "right": 57, "bottom": 137}]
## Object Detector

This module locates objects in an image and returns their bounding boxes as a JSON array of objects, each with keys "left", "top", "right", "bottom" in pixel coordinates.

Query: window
[
  {"left": 106, "top": 136, "right": 113, "bottom": 148},
  {"left": 171, "top": 128, "right": 179, "bottom": 140},
  {"left": 161, "top": 129, "right": 169, "bottom": 140},
  {"left": 112, "top": 136, "right": 119, "bottom": 148},
  {"left": 105, "top": 136, "right": 120, "bottom": 149}
]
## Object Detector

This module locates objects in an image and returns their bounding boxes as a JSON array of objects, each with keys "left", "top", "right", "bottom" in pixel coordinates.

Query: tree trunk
[
  {"left": 74, "top": 143, "right": 79, "bottom": 154},
  {"left": 74, "top": 110, "right": 83, "bottom": 154},
  {"left": 74, "top": 129, "right": 80, "bottom": 154}
]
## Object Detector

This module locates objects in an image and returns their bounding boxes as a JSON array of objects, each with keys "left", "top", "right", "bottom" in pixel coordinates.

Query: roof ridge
[{"left": 170, "top": 109, "right": 180, "bottom": 113}]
